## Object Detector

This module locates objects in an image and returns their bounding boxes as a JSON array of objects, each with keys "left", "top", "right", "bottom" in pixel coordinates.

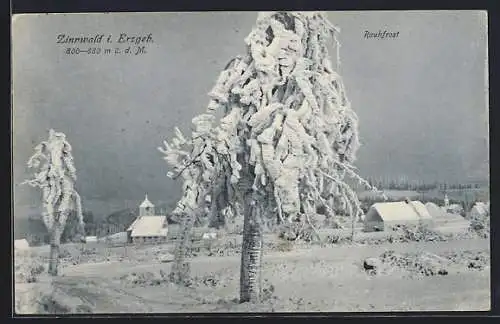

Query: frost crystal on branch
[{"left": 160, "top": 11, "right": 383, "bottom": 231}]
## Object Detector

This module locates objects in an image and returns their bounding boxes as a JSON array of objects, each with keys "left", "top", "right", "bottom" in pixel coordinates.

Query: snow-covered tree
[
  {"left": 22, "top": 129, "right": 84, "bottom": 276},
  {"left": 160, "top": 11, "right": 382, "bottom": 302}
]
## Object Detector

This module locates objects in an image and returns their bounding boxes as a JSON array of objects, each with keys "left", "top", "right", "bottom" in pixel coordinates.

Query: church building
[{"left": 126, "top": 194, "right": 168, "bottom": 244}]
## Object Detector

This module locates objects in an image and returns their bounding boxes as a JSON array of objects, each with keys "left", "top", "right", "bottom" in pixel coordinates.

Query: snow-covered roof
[
  {"left": 369, "top": 201, "right": 432, "bottom": 222},
  {"left": 425, "top": 202, "right": 442, "bottom": 216},
  {"left": 127, "top": 216, "right": 167, "bottom": 237},
  {"left": 425, "top": 202, "right": 464, "bottom": 220},
  {"left": 140, "top": 194, "right": 155, "bottom": 208},
  {"left": 127, "top": 217, "right": 141, "bottom": 231},
  {"left": 14, "top": 239, "right": 30, "bottom": 249}
]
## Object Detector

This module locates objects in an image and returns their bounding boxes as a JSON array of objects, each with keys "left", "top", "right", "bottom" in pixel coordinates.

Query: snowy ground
[{"left": 15, "top": 218, "right": 490, "bottom": 314}]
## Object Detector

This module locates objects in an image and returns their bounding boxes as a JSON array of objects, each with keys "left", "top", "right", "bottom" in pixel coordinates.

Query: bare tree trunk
[
  {"left": 209, "top": 176, "right": 230, "bottom": 229},
  {"left": 169, "top": 211, "right": 196, "bottom": 285},
  {"left": 351, "top": 210, "right": 355, "bottom": 241},
  {"left": 240, "top": 192, "right": 263, "bottom": 303},
  {"left": 48, "top": 226, "right": 62, "bottom": 276}
]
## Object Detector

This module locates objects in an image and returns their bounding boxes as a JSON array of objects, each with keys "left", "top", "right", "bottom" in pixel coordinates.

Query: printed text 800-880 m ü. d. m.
[{"left": 65, "top": 46, "right": 147, "bottom": 55}]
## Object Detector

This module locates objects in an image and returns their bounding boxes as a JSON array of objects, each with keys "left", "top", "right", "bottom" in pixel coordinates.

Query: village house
[
  {"left": 126, "top": 195, "right": 168, "bottom": 244},
  {"left": 14, "top": 238, "right": 30, "bottom": 250},
  {"left": 363, "top": 198, "right": 433, "bottom": 232},
  {"left": 85, "top": 236, "right": 98, "bottom": 243}
]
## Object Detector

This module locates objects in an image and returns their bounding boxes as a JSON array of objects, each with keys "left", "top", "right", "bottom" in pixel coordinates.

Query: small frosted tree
[
  {"left": 22, "top": 129, "right": 84, "bottom": 276},
  {"left": 160, "top": 11, "right": 383, "bottom": 302}
]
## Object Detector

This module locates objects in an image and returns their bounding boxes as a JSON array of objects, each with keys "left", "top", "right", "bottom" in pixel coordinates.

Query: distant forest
[
  {"left": 354, "top": 178, "right": 487, "bottom": 192},
  {"left": 19, "top": 179, "right": 488, "bottom": 246}
]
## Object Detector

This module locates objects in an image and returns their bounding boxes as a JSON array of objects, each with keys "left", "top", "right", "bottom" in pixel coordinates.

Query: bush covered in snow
[
  {"left": 14, "top": 250, "right": 46, "bottom": 283},
  {"left": 468, "top": 202, "right": 490, "bottom": 238},
  {"left": 377, "top": 251, "right": 450, "bottom": 277},
  {"left": 118, "top": 270, "right": 170, "bottom": 287},
  {"left": 391, "top": 224, "right": 449, "bottom": 243}
]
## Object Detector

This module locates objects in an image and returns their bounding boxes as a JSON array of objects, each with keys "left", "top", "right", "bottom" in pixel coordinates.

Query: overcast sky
[{"left": 12, "top": 11, "right": 488, "bottom": 213}]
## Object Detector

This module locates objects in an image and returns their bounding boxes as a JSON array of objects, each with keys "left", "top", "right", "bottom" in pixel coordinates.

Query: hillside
[
  {"left": 14, "top": 198, "right": 177, "bottom": 241},
  {"left": 15, "top": 211, "right": 97, "bottom": 245},
  {"left": 14, "top": 217, "right": 48, "bottom": 241},
  {"left": 106, "top": 208, "right": 139, "bottom": 230}
]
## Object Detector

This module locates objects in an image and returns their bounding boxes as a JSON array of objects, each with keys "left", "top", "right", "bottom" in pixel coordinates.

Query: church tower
[
  {"left": 140, "top": 194, "right": 155, "bottom": 216},
  {"left": 444, "top": 193, "right": 449, "bottom": 209}
]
